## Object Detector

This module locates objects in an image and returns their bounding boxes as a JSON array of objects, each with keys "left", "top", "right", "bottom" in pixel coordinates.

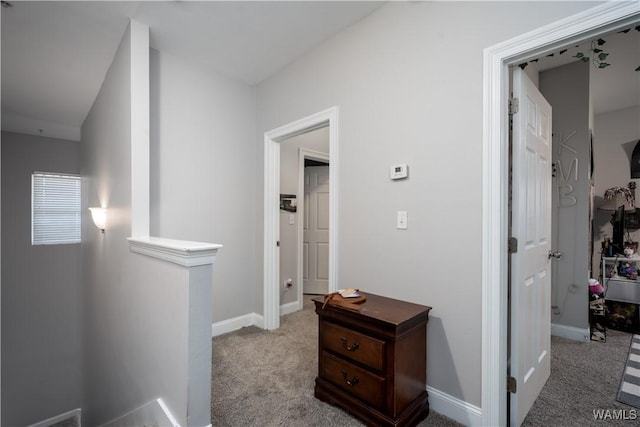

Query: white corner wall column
[
  {"left": 128, "top": 237, "right": 222, "bottom": 427},
  {"left": 263, "top": 106, "right": 339, "bottom": 330},
  {"left": 127, "top": 18, "right": 222, "bottom": 427},
  {"left": 83, "top": 16, "right": 220, "bottom": 427},
  {"left": 482, "top": 3, "right": 640, "bottom": 426},
  {"left": 130, "top": 19, "right": 150, "bottom": 238}
]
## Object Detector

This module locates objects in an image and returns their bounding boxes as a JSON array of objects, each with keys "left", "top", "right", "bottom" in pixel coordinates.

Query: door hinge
[
  {"left": 508, "top": 237, "right": 518, "bottom": 254},
  {"left": 507, "top": 376, "right": 517, "bottom": 393},
  {"left": 509, "top": 98, "right": 519, "bottom": 115}
]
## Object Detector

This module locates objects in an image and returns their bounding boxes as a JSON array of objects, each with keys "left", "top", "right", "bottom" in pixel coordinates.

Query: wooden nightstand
[{"left": 313, "top": 293, "right": 431, "bottom": 427}]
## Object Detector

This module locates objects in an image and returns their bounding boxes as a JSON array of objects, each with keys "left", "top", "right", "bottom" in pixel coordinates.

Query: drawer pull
[
  {"left": 340, "top": 370, "right": 359, "bottom": 386},
  {"left": 340, "top": 337, "right": 359, "bottom": 351}
]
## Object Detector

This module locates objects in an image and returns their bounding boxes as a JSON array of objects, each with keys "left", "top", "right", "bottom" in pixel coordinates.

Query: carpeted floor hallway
[
  {"left": 211, "top": 296, "right": 636, "bottom": 426},
  {"left": 522, "top": 329, "right": 634, "bottom": 427},
  {"left": 211, "top": 296, "right": 459, "bottom": 426}
]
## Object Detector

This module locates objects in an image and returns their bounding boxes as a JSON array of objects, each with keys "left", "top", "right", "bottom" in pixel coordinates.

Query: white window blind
[{"left": 32, "top": 172, "right": 81, "bottom": 245}]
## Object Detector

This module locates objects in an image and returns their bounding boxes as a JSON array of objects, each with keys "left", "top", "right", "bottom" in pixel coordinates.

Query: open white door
[
  {"left": 510, "top": 68, "right": 552, "bottom": 426},
  {"left": 303, "top": 165, "right": 330, "bottom": 294}
]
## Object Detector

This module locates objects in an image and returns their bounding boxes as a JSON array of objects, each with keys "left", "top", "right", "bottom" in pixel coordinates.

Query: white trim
[
  {"left": 428, "top": 387, "right": 482, "bottom": 427},
  {"left": 27, "top": 408, "right": 81, "bottom": 427},
  {"left": 210, "top": 296, "right": 336, "bottom": 338},
  {"left": 297, "top": 148, "right": 330, "bottom": 311},
  {"left": 156, "top": 398, "right": 181, "bottom": 427},
  {"left": 211, "top": 313, "right": 261, "bottom": 337},
  {"left": 216, "top": 300, "right": 314, "bottom": 334},
  {"left": 280, "top": 300, "right": 300, "bottom": 317},
  {"left": 263, "top": 106, "right": 339, "bottom": 330},
  {"left": 264, "top": 130, "right": 281, "bottom": 330},
  {"left": 482, "top": 2, "right": 640, "bottom": 426},
  {"left": 100, "top": 398, "right": 179, "bottom": 427},
  {"left": 130, "top": 19, "right": 150, "bottom": 238},
  {"left": 252, "top": 313, "right": 265, "bottom": 330},
  {"left": 551, "top": 324, "right": 590, "bottom": 342},
  {"left": 128, "top": 237, "right": 222, "bottom": 267}
]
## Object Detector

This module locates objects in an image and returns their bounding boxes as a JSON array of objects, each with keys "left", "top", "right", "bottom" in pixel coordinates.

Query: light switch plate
[{"left": 397, "top": 211, "right": 408, "bottom": 230}]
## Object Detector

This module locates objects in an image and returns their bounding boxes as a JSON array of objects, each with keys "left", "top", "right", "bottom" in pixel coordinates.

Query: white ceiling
[
  {"left": 1, "top": 1, "right": 638, "bottom": 142},
  {"left": 1, "top": 1, "right": 383, "bottom": 140},
  {"left": 533, "top": 27, "right": 640, "bottom": 116}
]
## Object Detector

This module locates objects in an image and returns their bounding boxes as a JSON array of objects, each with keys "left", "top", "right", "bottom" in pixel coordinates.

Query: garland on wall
[
  {"left": 519, "top": 25, "right": 640, "bottom": 71},
  {"left": 604, "top": 186, "right": 636, "bottom": 206}
]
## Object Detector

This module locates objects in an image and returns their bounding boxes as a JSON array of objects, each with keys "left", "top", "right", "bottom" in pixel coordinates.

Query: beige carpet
[
  {"left": 211, "top": 296, "right": 461, "bottom": 426},
  {"left": 212, "top": 296, "right": 635, "bottom": 426},
  {"left": 522, "top": 329, "right": 633, "bottom": 426}
]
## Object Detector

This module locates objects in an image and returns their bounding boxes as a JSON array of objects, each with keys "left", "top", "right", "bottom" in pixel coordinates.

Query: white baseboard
[
  {"left": 551, "top": 323, "right": 590, "bottom": 342},
  {"left": 252, "top": 313, "right": 264, "bottom": 329},
  {"left": 212, "top": 313, "right": 261, "bottom": 337},
  {"left": 28, "top": 408, "right": 82, "bottom": 427},
  {"left": 100, "top": 398, "right": 179, "bottom": 427},
  {"left": 280, "top": 301, "right": 299, "bottom": 316},
  {"left": 428, "top": 386, "right": 482, "bottom": 427},
  {"left": 156, "top": 398, "right": 181, "bottom": 427},
  {"left": 212, "top": 304, "right": 302, "bottom": 337}
]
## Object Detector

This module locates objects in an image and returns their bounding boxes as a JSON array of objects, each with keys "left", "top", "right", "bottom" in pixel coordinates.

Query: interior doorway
[
  {"left": 298, "top": 148, "right": 331, "bottom": 301},
  {"left": 482, "top": 3, "right": 639, "bottom": 425},
  {"left": 263, "top": 107, "right": 339, "bottom": 330},
  {"left": 302, "top": 161, "right": 330, "bottom": 296},
  {"left": 513, "top": 25, "right": 640, "bottom": 425},
  {"left": 278, "top": 129, "right": 330, "bottom": 314}
]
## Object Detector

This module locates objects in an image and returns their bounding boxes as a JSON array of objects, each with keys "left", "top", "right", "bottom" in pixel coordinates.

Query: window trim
[{"left": 31, "top": 171, "right": 81, "bottom": 245}]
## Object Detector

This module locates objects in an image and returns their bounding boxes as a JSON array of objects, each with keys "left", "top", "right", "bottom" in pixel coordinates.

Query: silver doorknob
[{"left": 548, "top": 250, "right": 563, "bottom": 260}]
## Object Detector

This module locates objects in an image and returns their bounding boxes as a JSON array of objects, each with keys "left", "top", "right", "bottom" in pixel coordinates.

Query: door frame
[
  {"left": 481, "top": 2, "right": 639, "bottom": 426},
  {"left": 263, "top": 107, "right": 339, "bottom": 330},
  {"left": 297, "top": 148, "right": 330, "bottom": 310}
]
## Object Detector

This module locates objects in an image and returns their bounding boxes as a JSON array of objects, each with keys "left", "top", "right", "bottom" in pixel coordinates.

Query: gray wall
[
  {"left": 279, "top": 127, "right": 329, "bottom": 306},
  {"left": 149, "top": 48, "right": 256, "bottom": 323},
  {"left": 0, "top": 1, "right": 603, "bottom": 420},
  {"left": 255, "top": 0, "right": 597, "bottom": 406},
  {"left": 540, "top": 61, "right": 591, "bottom": 332},
  {"left": 1, "top": 131, "right": 82, "bottom": 426},
  {"left": 82, "top": 23, "right": 191, "bottom": 425}
]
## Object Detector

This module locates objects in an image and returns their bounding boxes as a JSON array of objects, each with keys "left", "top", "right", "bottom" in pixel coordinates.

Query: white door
[
  {"left": 510, "top": 68, "right": 552, "bottom": 426},
  {"left": 304, "top": 165, "right": 330, "bottom": 294}
]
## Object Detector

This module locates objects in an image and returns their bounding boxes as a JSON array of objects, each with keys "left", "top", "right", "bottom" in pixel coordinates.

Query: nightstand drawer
[
  {"left": 321, "top": 351, "right": 385, "bottom": 409},
  {"left": 321, "top": 321, "right": 385, "bottom": 371}
]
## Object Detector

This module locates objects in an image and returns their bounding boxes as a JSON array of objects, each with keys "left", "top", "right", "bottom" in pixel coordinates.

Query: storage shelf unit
[{"left": 602, "top": 257, "right": 640, "bottom": 304}]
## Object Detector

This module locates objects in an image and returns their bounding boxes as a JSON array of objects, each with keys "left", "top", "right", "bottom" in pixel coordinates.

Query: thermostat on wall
[{"left": 390, "top": 164, "right": 408, "bottom": 180}]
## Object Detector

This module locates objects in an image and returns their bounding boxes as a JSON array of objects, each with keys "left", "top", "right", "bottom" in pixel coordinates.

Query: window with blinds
[{"left": 32, "top": 172, "right": 81, "bottom": 245}]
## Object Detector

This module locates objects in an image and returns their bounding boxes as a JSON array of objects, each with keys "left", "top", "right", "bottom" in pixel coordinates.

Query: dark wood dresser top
[{"left": 312, "top": 292, "right": 431, "bottom": 326}]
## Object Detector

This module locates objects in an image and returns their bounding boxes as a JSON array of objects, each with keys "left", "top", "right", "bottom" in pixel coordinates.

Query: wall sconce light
[{"left": 89, "top": 207, "right": 107, "bottom": 233}]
